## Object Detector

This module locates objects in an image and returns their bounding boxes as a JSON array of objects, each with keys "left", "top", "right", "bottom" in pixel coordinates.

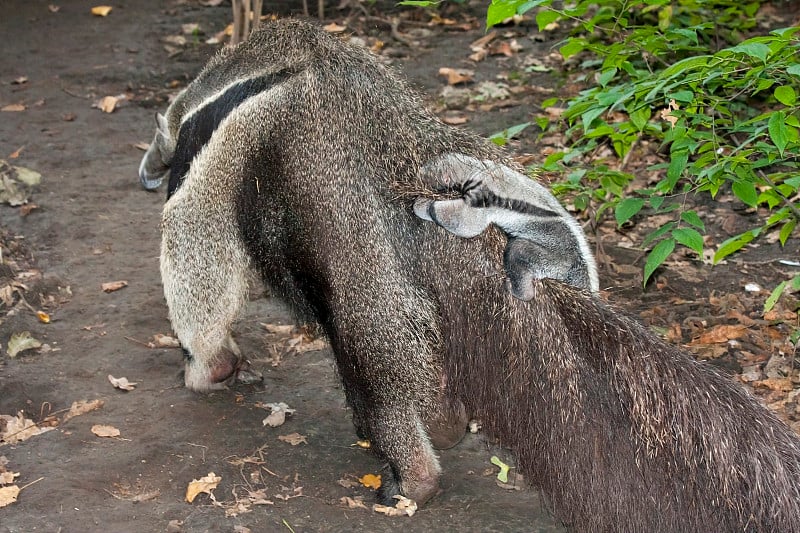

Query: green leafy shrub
[{"left": 486, "top": 0, "right": 799, "bottom": 286}]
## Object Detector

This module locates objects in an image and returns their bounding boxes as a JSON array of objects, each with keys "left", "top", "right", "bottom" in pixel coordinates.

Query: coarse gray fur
[
  {"left": 413, "top": 153, "right": 599, "bottom": 296},
  {"left": 138, "top": 35, "right": 303, "bottom": 190},
  {"left": 143, "top": 19, "right": 800, "bottom": 531}
]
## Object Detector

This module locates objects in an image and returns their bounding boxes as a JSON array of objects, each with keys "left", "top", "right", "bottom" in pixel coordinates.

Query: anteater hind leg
[
  {"left": 160, "top": 184, "right": 258, "bottom": 391},
  {"left": 323, "top": 277, "right": 445, "bottom": 506}
]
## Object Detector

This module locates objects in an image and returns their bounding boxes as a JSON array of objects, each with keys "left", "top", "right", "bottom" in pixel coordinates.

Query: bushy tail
[{"left": 449, "top": 279, "right": 800, "bottom": 532}]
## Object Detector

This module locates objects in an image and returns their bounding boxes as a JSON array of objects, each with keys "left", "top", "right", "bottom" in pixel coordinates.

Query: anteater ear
[
  {"left": 419, "top": 153, "right": 494, "bottom": 191},
  {"left": 414, "top": 197, "right": 490, "bottom": 238},
  {"left": 156, "top": 112, "right": 169, "bottom": 134}
]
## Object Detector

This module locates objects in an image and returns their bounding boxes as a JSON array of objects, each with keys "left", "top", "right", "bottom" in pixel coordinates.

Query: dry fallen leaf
[
  {"left": 764, "top": 309, "right": 798, "bottom": 321},
  {"left": 8, "top": 146, "right": 24, "bottom": 158},
  {"left": 95, "top": 95, "right": 118, "bottom": 113},
  {"left": 438, "top": 67, "right": 474, "bottom": 85},
  {"left": 152, "top": 333, "right": 180, "bottom": 348},
  {"left": 496, "top": 471, "right": 526, "bottom": 490},
  {"left": 91, "top": 5, "right": 112, "bottom": 16},
  {"left": 689, "top": 324, "right": 748, "bottom": 345},
  {"left": 181, "top": 23, "right": 201, "bottom": 34},
  {"left": 469, "top": 49, "right": 488, "bottom": 62},
  {"left": 754, "top": 378, "right": 794, "bottom": 392},
  {"left": 340, "top": 496, "right": 368, "bottom": 509},
  {"left": 186, "top": 472, "right": 222, "bottom": 503},
  {"left": 323, "top": 22, "right": 346, "bottom": 32},
  {"left": 290, "top": 337, "right": 327, "bottom": 354},
  {"left": 274, "top": 483, "right": 303, "bottom": 501},
  {"left": 278, "top": 433, "right": 307, "bottom": 446},
  {"left": 0, "top": 485, "right": 20, "bottom": 508},
  {"left": 337, "top": 477, "right": 361, "bottom": 489},
  {"left": 1, "top": 104, "right": 26, "bottom": 112},
  {"left": 471, "top": 30, "right": 497, "bottom": 50},
  {"left": 259, "top": 402, "right": 295, "bottom": 427},
  {"left": 48, "top": 4, "right": 60, "bottom": 13},
  {"left": 0, "top": 159, "right": 42, "bottom": 206},
  {"left": 0, "top": 471, "right": 19, "bottom": 484},
  {"left": 36, "top": 311, "right": 50, "bottom": 324},
  {"left": 359, "top": 473, "right": 381, "bottom": 489},
  {"left": 0, "top": 412, "right": 54, "bottom": 444},
  {"left": 489, "top": 39, "right": 522, "bottom": 57},
  {"left": 133, "top": 141, "right": 150, "bottom": 151},
  {"left": 62, "top": 399, "right": 104, "bottom": 423},
  {"left": 373, "top": 495, "right": 417, "bottom": 517},
  {"left": 91, "top": 424, "right": 121, "bottom": 438},
  {"left": 101, "top": 280, "right": 128, "bottom": 293},
  {"left": 163, "top": 35, "right": 187, "bottom": 47},
  {"left": 659, "top": 99, "right": 679, "bottom": 128},
  {"left": 6, "top": 331, "right": 42, "bottom": 357},
  {"left": 261, "top": 323, "right": 295, "bottom": 335},
  {"left": 108, "top": 374, "right": 137, "bottom": 391},
  {"left": 442, "top": 115, "right": 468, "bottom": 125},
  {"left": 245, "top": 488, "right": 274, "bottom": 505}
]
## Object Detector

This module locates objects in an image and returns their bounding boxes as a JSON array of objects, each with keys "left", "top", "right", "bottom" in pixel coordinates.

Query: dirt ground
[{"left": 0, "top": 1, "right": 798, "bottom": 532}]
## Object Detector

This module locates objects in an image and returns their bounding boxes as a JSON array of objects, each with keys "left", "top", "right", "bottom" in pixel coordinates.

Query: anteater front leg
[{"left": 159, "top": 171, "right": 260, "bottom": 391}]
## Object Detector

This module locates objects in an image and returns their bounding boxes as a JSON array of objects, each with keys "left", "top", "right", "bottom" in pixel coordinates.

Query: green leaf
[
  {"left": 657, "top": 5, "right": 672, "bottom": 32},
  {"left": 779, "top": 218, "right": 796, "bottom": 245},
  {"left": 785, "top": 176, "right": 800, "bottom": 189},
  {"left": 581, "top": 106, "right": 608, "bottom": 129},
  {"left": 661, "top": 56, "right": 709, "bottom": 79},
  {"left": 541, "top": 97, "right": 558, "bottom": 108},
  {"left": 560, "top": 39, "right": 585, "bottom": 60},
  {"left": 730, "top": 42, "right": 770, "bottom": 62},
  {"left": 504, "top": 121, "right": 531, "bottom": 138},
  {"left": 650, "top": 196, "right": 665, "bottom": 211},
  {"left": 487, "top": 0, "right": 521, "bottom": 28},
  {"left": 629, "top": 105, "right": 651, "bottom": 131},
  {"left": 786, "top": 64, "right": 800, "bottom": 77},
  {"left": 542, "top": 151, "right": 565, "bottom": 171},
  {"left": 713, "top": 229, "right": 761, "bottom": 263},
  {"left": 489, "top": 122, "right": 531, "bottom": 145},
  {"left": 643, "top": 238, "right": 675, "bottom": 287},
  {"left": 672, "top": 227, "right": 704, "bottom": 255},
  {"left": 490, "top": 455, "right": 510, "bottom": 483},
  {"left": 664, "top": 149, "right": 689, "bottom": 191},
  {"left": 598, "top": 68, "right": 617, "bottom": 87},
  {"left": 774, "top": 85, "right": 797, "bottom": 106},
  {"left": 642, "top": 221, "right": 677, "bottom": 248},
  {"left": 732, "top": 181, "right": 758, "bottom": 207},
  {"left": 398, "top": 0, "right": 438, "bottom": 5},
  {"left": 535, "top": 9, "right": 560, "bottom": 31},
  {"left": 670, "top": 90, "right": 694, "bottom": 103},
  {"left": 764, "top": 280, "right": 787, "bottom": 313},
  {"left": 615, "top": 197, "right": 645, "bottom": 225},
  {"left": 681, "top": 210, "right": 705, "bottom": 231},
  {"left": 516, "top": 0, "right": 549, "bottom": 15},
  {"left": 769, "top": 111, "right": 789, "bottom": 156}
]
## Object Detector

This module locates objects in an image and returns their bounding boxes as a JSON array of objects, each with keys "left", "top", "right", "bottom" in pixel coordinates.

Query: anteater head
[{"left": 138, "top": 112, "right": 174, "bottom": 190}]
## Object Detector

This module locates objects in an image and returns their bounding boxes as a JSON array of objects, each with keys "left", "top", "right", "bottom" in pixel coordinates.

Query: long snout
[{"left": 138, "top": 143, "right": 168, "bottom": 190}]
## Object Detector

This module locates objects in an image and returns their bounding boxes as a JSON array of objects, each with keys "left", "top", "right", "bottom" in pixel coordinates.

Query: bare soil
[{"left": 0, "top": 1, "right": 797, "bottom": 532}]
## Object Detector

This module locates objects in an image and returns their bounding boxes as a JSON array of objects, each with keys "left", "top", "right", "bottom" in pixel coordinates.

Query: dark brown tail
[{"left": 446, "top": 279, "right": 800, "bottom": 532}]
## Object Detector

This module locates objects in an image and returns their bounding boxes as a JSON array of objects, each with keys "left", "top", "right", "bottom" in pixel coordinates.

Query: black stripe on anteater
[
  {"left": 166, "top": 71, "right": 294, "bottom": 199},
  {"left": 465, "top": 186, "right": 559, "bottom": 218}
]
